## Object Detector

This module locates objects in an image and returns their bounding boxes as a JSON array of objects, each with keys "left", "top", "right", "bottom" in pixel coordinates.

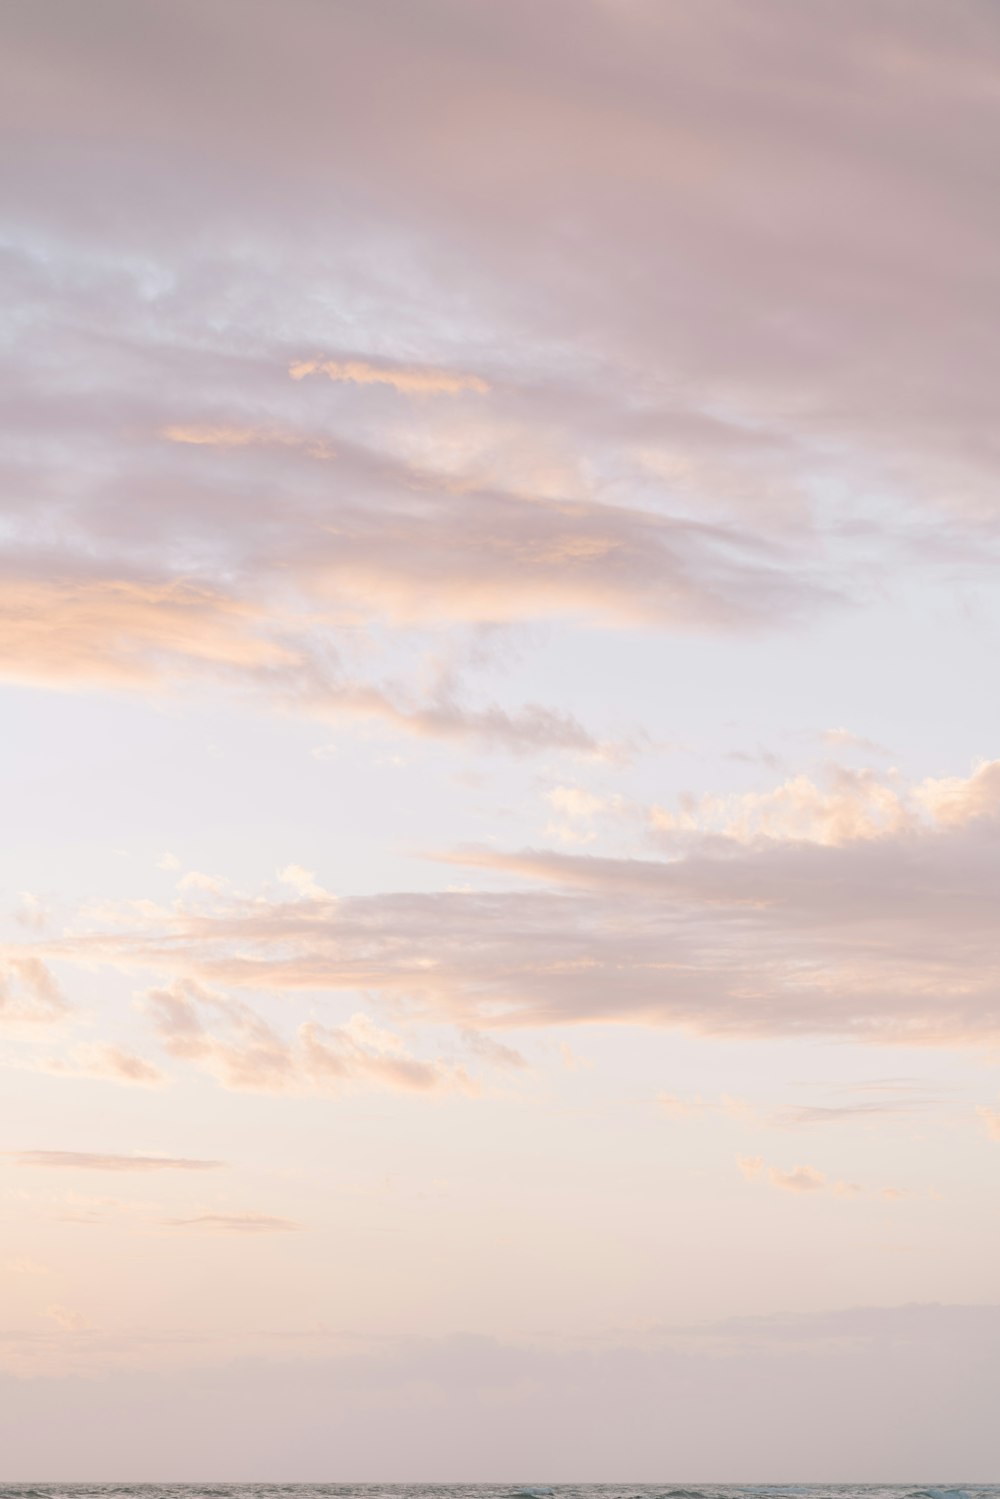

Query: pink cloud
[
  {"left": 0, "top": 958, "right": 71, "bottom": 1027},
  {"left": 145, "top": 979, "right": 476, "bottom": 1097},
  {"left": 11, "top": 753, "right": 1000, "bottom": 1060}
]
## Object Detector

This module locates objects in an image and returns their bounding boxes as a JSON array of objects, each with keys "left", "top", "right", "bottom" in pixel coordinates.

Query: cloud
[
  {"left": 11, "top": 753, "right": 1000, "bottom": 1057},
  {"left": 0, "top": 958, "right": 71, "bottom": 1027},
  {"left": 977, "top": 1106, "right": 1000, "bottom": 1141},
  {"left": 6, "top": 0, "right": 1000, "bottom": 1049},
  {"left": 548, "top": 786, "right": 608, "bottom": 820},
  {"left": 45, "top": 1305, "right": 92, "bottom": 1333},
  {"left": 458, "top": 1028, "right": 528, "bottom": 1071},
  {"left": 740, "top": 1158, "right": 890, "bottom": 1199},
  {"left": 14, "top": 893, "right": 49, "bottom": 931},
  {"left": 0, "top": 560, "right": 606, "bottom": 755},
  {"left": 0, "top": 572, "right": 292, "bottom": 687},
  {"left": 6, "top": 1151, "right": 224, "bottom": 1172},
  {"left": 412, "top": 759, "right": 1000, "bottom": 1042},
  {"left": 2, "top": 1305, "right": 1000, "bottom": 1474},
  {"left": 821, "top": 728, "right": 892, "bottom": 757},
  {"left": 0, "top": 1258, "right": 50, "bottom": 1277},
  {"left": 144, "top": 979, "right": 475, "bottom": 1097},
  {"left": 544, "top": 784, "right": 624, "bottom": 843},
  {"left": 774, "top": 1100, "right": 926, "bottom": 1126},
  {"left": 36, "top": 1044, "right": 166, "bottom": 1088},
  {"left": 3, "top": 0, "right": 1000, "bottom": 820},
  {"left": 5, "top": 0, "right": 1000, "bottom": 563},
  {"left": 768, "top": 1164, "right": 827, "bottom": 1193},
  {"left": 176, "top": 871, "right": 228, "bottom": 895},
  {"left": 163, "top": 1213, "right": 301, "bottom": 1234},
  {"left": 2, "top": 0, "right": 903, "bottom": 768},
  {"left": 916, "top": 759, "right": 1000, "bottom": 826},
  {"left": 659, "top": 1092, "right": 707, "bottom": 1120},
  {"left": 289, "top": 357, "right": 489, "bottom": 396},
  {"left": 664, "top": 1089, "right": 928, "bottom": 1129},
  {"left": 276, "top": 865, "right": 331, "bottom": 901},
  {"left": 160, "top": 423, "right": 336, "bottom": 460},
  {"left": 649, "top": 762, "right": 916, "bottom": 846}
]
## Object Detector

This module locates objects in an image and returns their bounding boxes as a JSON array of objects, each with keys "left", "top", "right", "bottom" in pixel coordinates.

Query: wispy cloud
[
  {"left": 163, "top": 1213, "right": 301, "bottom": 1234},
  {"left": 290, "top": 357, "right": 489, "bottom": 396},
  {"left": 0, "top": 958, "right": 71, "bottom": 1027},
  {"left": 772, "top": 1100, "right": 929, "bottom": 1127},
  {"left": 45, "top": 1305, "right": 92, "bottom": 1333},
  {"left": 35, "top": 1045, "right": 166, "bottom": 1088},
  {"left": 6, "top": 1151, "right": 225, "bottom": 1172},
  {"left": 821, "top": 728, "right": 892, "bottom": 758}
]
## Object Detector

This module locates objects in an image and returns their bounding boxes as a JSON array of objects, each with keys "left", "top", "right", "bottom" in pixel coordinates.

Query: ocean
[{"left": 0, "top": 1488, "right": 994, "bottom": 1498}]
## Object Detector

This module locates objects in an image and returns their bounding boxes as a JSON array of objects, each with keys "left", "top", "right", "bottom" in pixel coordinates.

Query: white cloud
[
  {"left": 14, "top": 893, "right": 49, "bottom": 930},
  {"left": 176, "top": 871, "right": 228, "bottom": 894},
  {"left": 276, "top": 865, "right": 330, "bottom": 901}
]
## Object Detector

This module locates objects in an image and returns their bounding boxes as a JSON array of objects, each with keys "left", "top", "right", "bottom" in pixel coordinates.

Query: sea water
[{"left": 0, "top": 1487, "right": 993, "bottom": 1499}]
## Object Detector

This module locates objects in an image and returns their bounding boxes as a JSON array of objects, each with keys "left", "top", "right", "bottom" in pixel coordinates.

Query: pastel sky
[{"left": 3, "top": 0, "right": 1000, "bottom": 1480}]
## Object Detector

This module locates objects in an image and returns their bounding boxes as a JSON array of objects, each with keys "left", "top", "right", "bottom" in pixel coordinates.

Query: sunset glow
[{"left": 2, "top": 0, "right": 1000, "bottom": 1480}]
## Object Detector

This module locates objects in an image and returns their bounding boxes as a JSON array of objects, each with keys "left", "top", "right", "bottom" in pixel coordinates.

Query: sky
[{"left": 2, "top": 0, "right": 1000, "bottom": 1480}]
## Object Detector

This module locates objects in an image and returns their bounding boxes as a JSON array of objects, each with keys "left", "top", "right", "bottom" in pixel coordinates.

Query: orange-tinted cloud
[
  {"left": 290, "top": 357, "right": 489, "bottom": 396},
  {"left": 768, "top": 1164, "right": 826, "bottom": 1193},
  {"left": 0, "top": 566, "right": 601, "bottom": 754},
  {"left": 0, "top": 575, "right": 291, "bottom": 687}
]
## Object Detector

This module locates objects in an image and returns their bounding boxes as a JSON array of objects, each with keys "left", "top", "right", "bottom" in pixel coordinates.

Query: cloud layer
[
  {"left": 8, "top": 1, "right": 1000, "bottom": 749},
  {"left": 4, "top": 9, "right": 1000, "bottom": 1472},
  {"left": 1, "top": 1305, "right": 999, "bottom": 1477},
  {"left": 5, "top": 757, "right": 996, "bottom": 1078}
]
